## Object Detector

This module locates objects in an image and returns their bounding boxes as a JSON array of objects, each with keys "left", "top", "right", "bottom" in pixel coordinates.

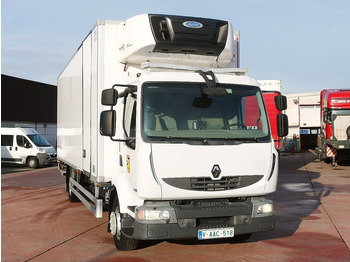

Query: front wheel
[
  {"left": 109, "top": 196, "right": 138, "bottom": 251},
  {"left": 27, "top": 157, "right": 38, "bottom": 168}
]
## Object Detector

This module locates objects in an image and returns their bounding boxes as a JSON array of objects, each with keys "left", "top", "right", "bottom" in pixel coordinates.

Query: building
[
  {"left": 1, "top": 75, "right": 57, "bottom": 147},
  {"left": 284, "top": 92, "right": 320, "bottom": 151}
]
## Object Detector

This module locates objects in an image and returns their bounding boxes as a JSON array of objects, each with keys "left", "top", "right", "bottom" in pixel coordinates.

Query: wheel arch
[{"left": 110, "top": 177, "right": 143, "bottom": 216}]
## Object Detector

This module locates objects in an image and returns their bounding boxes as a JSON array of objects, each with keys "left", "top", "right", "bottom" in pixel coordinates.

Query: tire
[
  {"left": 67, "top": 167, "right": 80, "bottom": 202},
  {"left": 68, "top": 185, "right": 80, "bottom": 202},
  {"left": 324, "top": 157, "right": 331, "bottom": 164},
  {"left": 27, "top": 157, "right": 38, "bottom": 168},
  {"left": 109, "top": 196, "right": 138, "bottom": 251}
]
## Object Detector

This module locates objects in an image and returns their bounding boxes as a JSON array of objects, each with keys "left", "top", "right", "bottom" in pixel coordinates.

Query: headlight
[
  {"left": 257, "top": 203, "right": 273, "bottom": 214},
  {"left": 38, "top": 148, "right": 46, "bottom": 153},
  {"left": 137, "top": 210, "right": 170, "bottom": 221},
  {"left": 251, "top": 197, "right": 274, "bottom": 217}
]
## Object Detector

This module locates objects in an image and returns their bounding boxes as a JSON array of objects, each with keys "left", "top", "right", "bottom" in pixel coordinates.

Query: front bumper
[
  {"left": 133, "top": 216, "right": 274, "bottom": 240},
  {"left": 37, "top": 153, "right": 57, "bottom": 166},
  {"left": 129, "top": 197, "right": 274, "bottom": 240}
]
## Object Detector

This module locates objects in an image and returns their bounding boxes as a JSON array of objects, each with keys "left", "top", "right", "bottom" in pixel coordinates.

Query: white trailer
[{"left": 57, "top": 14, "right": 288, "bottom": 250}]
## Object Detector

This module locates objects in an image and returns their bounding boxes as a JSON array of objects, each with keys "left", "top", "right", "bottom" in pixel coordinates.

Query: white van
[{"left": 1, "top": 127, "right": 57, "bottom": 168}]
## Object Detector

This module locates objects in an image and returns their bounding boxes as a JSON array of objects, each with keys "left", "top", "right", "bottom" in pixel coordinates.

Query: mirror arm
[
  {"left": 112, "top": 84, "right": 137, "bottom": 98},
  {"left": 109, "top": 137, "right": 135, "bottom": 143},
  {"left": 110, "top": 137, "right": 127, "bottom": 142}
]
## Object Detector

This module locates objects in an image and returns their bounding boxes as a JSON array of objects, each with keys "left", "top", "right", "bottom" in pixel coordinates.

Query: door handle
[{"left": 15, "top": 147, "right": 18, "bottom": 151}]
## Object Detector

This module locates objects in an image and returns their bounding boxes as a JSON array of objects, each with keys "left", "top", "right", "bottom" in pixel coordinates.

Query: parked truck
[
  {"left": 316, "top": 89, "right": 350, "bottom": 165},
  {"left": 258, "top": 80, "right": 284, "bottom": 150},
  {"left": 57, "top": 14, "right": 288, "bottom": 250}
]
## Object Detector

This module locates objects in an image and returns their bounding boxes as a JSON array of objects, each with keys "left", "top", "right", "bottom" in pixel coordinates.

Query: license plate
[{"left": 198, "top": 227, "right": 234, "bottom": 240}]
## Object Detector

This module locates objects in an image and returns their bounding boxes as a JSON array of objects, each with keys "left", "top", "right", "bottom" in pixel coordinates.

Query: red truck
[
  {"left": 316, "top": 89, "right": 350, "bottom": 165},
  {"left": 258, "top": 80, "right": 285, "bottom": 150}
]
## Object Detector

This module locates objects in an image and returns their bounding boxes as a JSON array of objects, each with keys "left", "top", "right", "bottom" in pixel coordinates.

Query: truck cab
[
  {"left": 317, "top": 89, "right": 350, "bottom": 164},
  {"left": 100, "top": 67, "right": 288, "bottom": 249},
  {"left": 258, "top": 80, "right": 285, "bottom": 150}
]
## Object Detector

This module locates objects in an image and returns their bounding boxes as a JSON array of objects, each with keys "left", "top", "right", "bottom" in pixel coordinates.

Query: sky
[{"left": 2, "top": 0, "right": 350, "bottom": 94}]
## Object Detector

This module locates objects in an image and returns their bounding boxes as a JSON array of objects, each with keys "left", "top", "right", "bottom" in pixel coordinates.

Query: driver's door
[{"left": 14, "top": 135, "right": 33, "bottom": 164}]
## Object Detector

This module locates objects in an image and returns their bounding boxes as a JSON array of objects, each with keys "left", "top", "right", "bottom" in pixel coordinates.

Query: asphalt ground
[
  {"left": 1, "top": 150, "right": 350, "bottom": 261},
  {"left": 1, "top": 163, "right": 37, "bottom": 175}
]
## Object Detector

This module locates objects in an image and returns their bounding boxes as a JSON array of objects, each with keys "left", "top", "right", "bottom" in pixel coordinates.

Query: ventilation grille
[{"left": 163, "top": 175, "right": 263, "bottom": 192}]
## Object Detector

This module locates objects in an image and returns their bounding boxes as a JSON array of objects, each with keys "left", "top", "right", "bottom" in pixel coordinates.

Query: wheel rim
[
  {"left": 29, "top": 159, "right": 36, "bottom": 167},
  {"left": 109, "top": 210, "right": 121, "bottom": 239}
]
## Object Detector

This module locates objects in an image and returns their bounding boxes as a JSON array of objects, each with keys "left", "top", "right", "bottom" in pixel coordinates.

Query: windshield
[
  {"left": 27, "top": 134, "right": 51, "bottom": 147},
  {"left": 142, "top": 82, "right": 270, "bottom": 144}
]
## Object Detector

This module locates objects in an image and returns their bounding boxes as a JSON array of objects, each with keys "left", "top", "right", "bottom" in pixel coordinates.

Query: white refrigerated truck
[{"left": 57, "top": 14, "right": 288, "bottom": 250}]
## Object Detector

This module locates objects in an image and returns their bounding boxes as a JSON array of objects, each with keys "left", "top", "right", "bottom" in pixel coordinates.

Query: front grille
[
  {"left": 191, "top": 177, "right": 239, "bottom": 191},
  {"left": 49, "top": 153, "right": 57, "bottom": 159},
  {"left": 163, "top": 175, "right": 263, "bottom": 191}
]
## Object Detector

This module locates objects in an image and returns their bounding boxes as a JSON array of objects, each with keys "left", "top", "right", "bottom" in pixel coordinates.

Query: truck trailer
[
  {"left": 316, "top": 89, "right": 350, "bottom": 165},
  {"left": 57, "top": 14, "right": 288, "bottom": 250}
]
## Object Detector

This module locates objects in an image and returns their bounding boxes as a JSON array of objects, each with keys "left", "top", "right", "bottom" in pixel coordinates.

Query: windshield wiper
[
  {"left": 146, "top": 135, "right": 213, "bottom": 144},
  {"left": 146, "top": 136, "right": 261, "bottom": 145},
  {"left": 223, "top": 137, "right": 260, "bottom": 142}
]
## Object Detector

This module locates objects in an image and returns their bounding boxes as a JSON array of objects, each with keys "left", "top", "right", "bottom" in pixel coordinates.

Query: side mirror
[
  {"left": 102, "top": 89, "right": 118, "bottom": 106},
  {"left": 100, "top": 110, "right": 116, "bottom": 136},
  {"left": 277, "top": 113, "right": 289, "bottom": 137},
  {"left": 275, "top": 95, "right": 287, "bottom": 111}
]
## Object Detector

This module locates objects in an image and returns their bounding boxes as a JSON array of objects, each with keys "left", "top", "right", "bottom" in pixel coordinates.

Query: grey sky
[{"left": 2, "top": 0, "right": 350, "bottom": 94}]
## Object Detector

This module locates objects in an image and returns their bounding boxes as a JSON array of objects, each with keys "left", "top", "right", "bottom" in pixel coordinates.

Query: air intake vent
[
  {"left": 159, "top": 19, "right": 170, "bottom": 41},
  {"left": 149, "top": 14, "right": 228, "bottom": 56},
  {"left": 163, "top": 175, "right": 263, "bottom": 192}
]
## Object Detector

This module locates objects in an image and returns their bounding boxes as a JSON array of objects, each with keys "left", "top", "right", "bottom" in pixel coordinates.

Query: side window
[
  {"left": 130, "top": 105, "right": 137, "bottom": 137},
  {"left": 1, "top": 135, "right": 13, "bottom": 146},
  {"left": 124, "top": 95, "right": 137, "bottom": 138},
  {"left": 326, "top": 110, "right": 332, "bottom": 123},
  {"left": 16, "top": 135, "right": 31, "bottom": 148},
  {"left": 124, "top": 94, "right": 137, "bottom": 149}
]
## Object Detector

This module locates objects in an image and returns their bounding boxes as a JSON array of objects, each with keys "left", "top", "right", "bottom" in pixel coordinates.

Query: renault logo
[{"left": 211, "top": 164, "right": 221, "bottom": 178}]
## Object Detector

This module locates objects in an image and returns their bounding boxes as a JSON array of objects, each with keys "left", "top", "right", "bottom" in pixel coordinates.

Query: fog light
[{"left": 257, "top": 203, "right": 273, "bottom": 214}]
